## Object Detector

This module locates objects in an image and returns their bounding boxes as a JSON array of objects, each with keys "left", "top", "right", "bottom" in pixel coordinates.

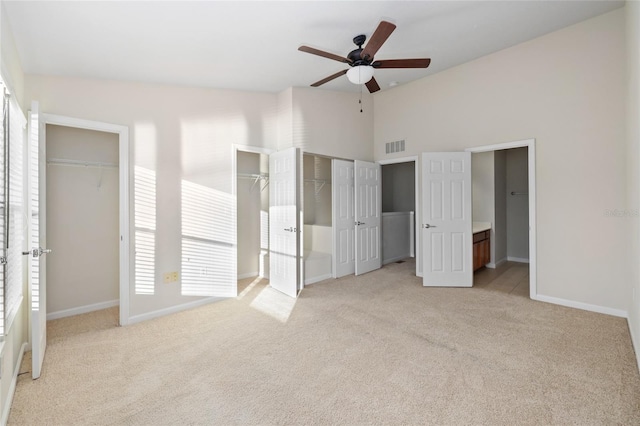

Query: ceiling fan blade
[
  {"left": 365, "top": 77, "right": 381, "bottom": 93},
  {"left": 373, "top": 58, "right": 431, "bottom": 69},
  {"left": 299, "top": 46, "right": 352, "bottom": 64},
  {"left": 361, "top": 21, "right": 396, "bottom": 60},
  {"left": 311, "top": 69, "right": 348, "bottom": 87}
]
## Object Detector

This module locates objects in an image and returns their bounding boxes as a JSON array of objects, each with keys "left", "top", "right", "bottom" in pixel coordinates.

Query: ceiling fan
[{"left": 298, "top": 20, "right": 431, "bottom": 93}]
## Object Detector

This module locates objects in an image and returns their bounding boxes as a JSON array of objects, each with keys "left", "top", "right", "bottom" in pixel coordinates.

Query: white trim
[
  {"left": 377, "top": 155, "right": 420, "bottom": 277},
  {"left": 466, "top": 139, "right": 537, "bottom": 300},
  {"left": 42, "top": 114, "right": 130, "bottom": 326},
  {"left": 127, "top": 297, "right": 223, "bottom": 325},
  {"left": 487, "top": 257, "right": 508, "bottom": 269},
  {"left": 47, "top": 300, "right": 119, "bottom": 321},
  {"left": 534, "top": 294, "right": 628, "bottom": 318},
  {"left": 629, "top": 318, "right": 640, "bottom": 373},
  {"left": 237, "top": 272, "right": 259, "bottom": 280},
  {"left": 304, "top": 273, "right": 333, "bottom": 285},
  {"left": 507, "top": 256, "right": 530, "bottom": 264},
  {"left": 1, "top": 342, "right": 27, "bottom": 426}
]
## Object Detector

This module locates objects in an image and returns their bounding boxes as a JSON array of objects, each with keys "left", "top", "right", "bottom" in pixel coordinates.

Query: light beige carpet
[{"left": 8, "top": 261, "right": 640, "bottom": 425}]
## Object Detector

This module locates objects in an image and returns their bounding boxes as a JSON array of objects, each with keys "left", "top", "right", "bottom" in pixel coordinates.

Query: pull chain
[{"left": 359, "top": 84, "right": 363, "bottom": 113}]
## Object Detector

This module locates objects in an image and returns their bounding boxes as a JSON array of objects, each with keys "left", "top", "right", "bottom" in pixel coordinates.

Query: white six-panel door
[
  {"left": 421, "top": 152, "right": 472, "bottom": 287},
  {"left": 332, "top": 159, "right": 355, "bottom": 278},
  {"left": 28, "top": 101, "right": 49, "bottom": 379},
  {"left": 269, "top": 147, "right": 299, "bottom": 297},
  {"left": 354, "top": 160, "right": 381, "bottom": 276}
]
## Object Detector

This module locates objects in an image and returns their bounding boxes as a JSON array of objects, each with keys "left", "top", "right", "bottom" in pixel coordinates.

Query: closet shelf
[
  {"left": 238, "top": 172, "right": 269, "bottom": 192},
  {"left": 47, "top": 158, "right": 118, "bottom": 169}
]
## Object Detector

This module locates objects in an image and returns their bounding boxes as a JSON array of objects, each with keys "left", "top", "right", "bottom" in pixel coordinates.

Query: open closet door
[
  {"left": 354, "top": 160, "right": 381, "bottom": 275},
  {"left": 421, "top": 152, "right": 472, "bottom": 287},
  {"left": 332, "top": 159, "right": 355, "bottom": 278},
  {"left": 269, "top": 147, "right": 300, "bottom": 297},
  {"left": 28, "top": 101, "right": 50, "bottom": 379}
]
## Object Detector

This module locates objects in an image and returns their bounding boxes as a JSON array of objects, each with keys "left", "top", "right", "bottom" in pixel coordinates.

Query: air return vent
[{"left": 385, "top": 140, "right": 405, "bottom": 154}]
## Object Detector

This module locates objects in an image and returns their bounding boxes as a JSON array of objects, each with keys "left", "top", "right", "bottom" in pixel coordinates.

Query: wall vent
[{"left": 385, "top": 140, "right": 405, "bottom": 154}]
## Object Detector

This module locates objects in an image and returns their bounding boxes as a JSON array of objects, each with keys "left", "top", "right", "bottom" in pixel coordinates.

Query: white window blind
[
  {"left": 6, "top": 92, "right": 25, "bottom": 330},
  {"left": 181, "top": 179, "right": 235, "bottom": 297},
  {"left": 0, "top": 88, "right": 7, "bottom": 336},
  {"left": 134, "top": 166, "right": 156, "bottom": 295}
]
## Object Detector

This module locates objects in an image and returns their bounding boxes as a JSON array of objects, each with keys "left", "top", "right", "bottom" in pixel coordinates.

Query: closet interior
[
  {"left": 303, "top": 153, "right": 333, "bottom": 284},
  {"left": 237, "top": 151, "right": 270, "bottom": 280}
]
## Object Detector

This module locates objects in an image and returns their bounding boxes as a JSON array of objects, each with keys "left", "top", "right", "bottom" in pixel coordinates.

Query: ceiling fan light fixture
[{"left": 346, "top": 65, "right": 374, "bottom": 85}]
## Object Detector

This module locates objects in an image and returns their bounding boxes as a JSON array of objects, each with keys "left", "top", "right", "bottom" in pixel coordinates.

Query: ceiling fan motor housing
[{"left": 348, "top": 34, "right": 371, "bottom": 66}]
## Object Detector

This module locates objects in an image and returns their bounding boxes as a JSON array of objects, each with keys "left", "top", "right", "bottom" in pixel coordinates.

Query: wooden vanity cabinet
[{"left": 473, "top": 230, "right": 490, "bottom": 271}]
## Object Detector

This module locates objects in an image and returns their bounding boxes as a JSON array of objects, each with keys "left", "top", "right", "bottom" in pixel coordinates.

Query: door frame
[
  {"left": 377, "top": 155, "right": 419, "bottom": 277},
  {"left": 465, "top": 138, "right": 537, "bottom": 299},
  {"left": 41, "top": 114, "right": 130, "bottom": 325}
]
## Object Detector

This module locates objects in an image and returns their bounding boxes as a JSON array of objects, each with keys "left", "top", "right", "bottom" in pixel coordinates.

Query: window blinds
[
  {"left": 134, "top": 166, "right": 156, "bottom": 295},
  {"left": 5, "top": 91, "right": 25, "bottom": 331}
]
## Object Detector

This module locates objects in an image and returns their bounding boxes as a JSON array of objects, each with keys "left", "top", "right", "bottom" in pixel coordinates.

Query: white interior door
[
  {"left": 354, "top": 160, "right": 381, "bottom": 275},
  {"left": 269, "top": 147, "right": 299, "bottom": 297},
  {"left": 421, "top": 152, "right": 472, "bottom": 287},
  {"left": 28, "top": 101, "right": 50, "bottom": 379},
  {"left": 332, "top": 159, "right": 355, "bottom": 278}
]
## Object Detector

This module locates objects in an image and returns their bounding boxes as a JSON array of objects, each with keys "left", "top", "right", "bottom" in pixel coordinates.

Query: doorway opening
[
  {"left": 378, "top": 156, "right": 419, "bottom": 277},
  {"left": 235, "top": 149, "right": 270, "bottom": 296},
  {"left": 467, "top": 139, "right": 537, "bottom": 299},
  {"left": 36, "top": 113, "right": 130, "bottom": 327},
  {"left": 303, "top": 153, "right": 332, "bottom": 285},
  {"left": 45, "top": 124, "right": 121, "bottom": 324}
]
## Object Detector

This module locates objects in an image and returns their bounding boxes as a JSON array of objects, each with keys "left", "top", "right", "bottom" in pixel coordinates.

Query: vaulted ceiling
[{"left": 3, "top": 1, "right": 624, "bottom": 93}]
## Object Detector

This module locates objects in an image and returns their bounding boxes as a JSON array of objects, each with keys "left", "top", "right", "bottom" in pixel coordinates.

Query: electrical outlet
[{"left": 163, "top": 272, "right": 179, "bottom": 283}]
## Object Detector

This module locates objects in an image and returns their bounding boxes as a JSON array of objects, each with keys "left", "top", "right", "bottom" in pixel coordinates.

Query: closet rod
[
  {"left": 238, "top": 173, "right": 269, "bottom": 192},
  {"left": 47, "top": 158, "right": 118, "bottom": 169},
  {"left": 304, "top": 178, "right": 331, "bottom": 195}
]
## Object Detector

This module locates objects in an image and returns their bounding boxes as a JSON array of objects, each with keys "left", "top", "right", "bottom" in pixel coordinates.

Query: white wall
[
  {"left": 374, "top": 9, "right": 627, "bottom": 312},
  {"left": 471, "top": 151, "right": 497, "bottom": 264},
  {"left": 381, "top": 162, "right": 415, "bottom": 213},
  {"left": 494, "top": 150, "right": 507, "bottom": 264},
  {"left": 303, "top": 154, "right": 331, "bottom": 226},
  {"left": 287, "top": 87, "right": 373, "bottom": 161},
  {"left": 506, "top": 147, "right": 529, "bottom": 260},
  {"left": 471, "top": 152, "right": 494, "bottom": 222},
  {"left": 46, "top": 125, "right": 119, "bottom": 314},
  {"left": 24, "top": 74, "right": 279, "bottom": 319},
  {"left": 625, "top": 1, "right": 640, "bottom": 369}
]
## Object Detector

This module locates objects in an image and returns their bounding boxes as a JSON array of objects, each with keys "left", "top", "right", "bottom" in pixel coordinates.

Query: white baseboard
[
  {"left": 2, "top": 342, "right": 26, "bottom": 426},
  {"left": 237, "top": 271, "right": 259, "bottom": 280},
  {"left": 487, "top": 257, "right": 508, "bottom": 269},
  {"left": 304, "top": 274, "right": 333, "bottom": 285},
  {"left": 47, "top": 300, "right": 119, "bottom": 321},
  {"left": 507, "top": 256, "right": 529, "bottom": 264},
  {"left": 533, "top": 294, "right": 628, "bottom": 318},
  {"left": 628, "top": 316, "right": 640, "bottom": 374},
  {"left": 127, "top": 297, "right": 223, "bottom": 325}
]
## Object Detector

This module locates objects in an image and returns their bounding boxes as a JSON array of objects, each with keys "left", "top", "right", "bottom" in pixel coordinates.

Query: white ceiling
[{"left": 3, "top": 1, "right": 624, "bottom": 93}]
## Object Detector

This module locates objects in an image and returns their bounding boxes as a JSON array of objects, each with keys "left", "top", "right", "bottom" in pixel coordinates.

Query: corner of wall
[{"left": 626, "top": 0, "right": 640, "bottom": 373}]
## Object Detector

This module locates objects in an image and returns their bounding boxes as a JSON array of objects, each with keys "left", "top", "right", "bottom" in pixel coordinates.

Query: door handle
[
  {"left": 355, "top": 221, "right": 365, "bottom": 226},
  {"left": 283, "top": 227, "right": 297, "bottom": 232},
  {"left": 22, "top": 247, "right": 51, "bottom": 258},
  {"left": 422, "top": 224, "right": 436, "bottom": 229}
]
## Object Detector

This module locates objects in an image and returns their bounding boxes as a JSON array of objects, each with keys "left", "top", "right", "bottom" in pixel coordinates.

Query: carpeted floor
[{"left": 8, "top": 260, "right": 640, "bottom": 425}]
